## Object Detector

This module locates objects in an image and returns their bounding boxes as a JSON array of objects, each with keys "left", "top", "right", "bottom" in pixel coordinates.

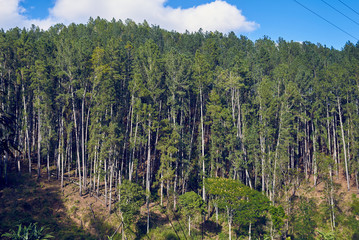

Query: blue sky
[{"left": 2, "top": 0, "right": 359, "bottom": 49}]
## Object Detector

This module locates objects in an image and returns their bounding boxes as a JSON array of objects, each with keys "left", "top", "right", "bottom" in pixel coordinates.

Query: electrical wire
[
  {"left": 337, "top": 0, "right": 359, "bottom": 17},
  {"left": 320, "top": 0, "right": 359, "bottom": 27},
  {"left": 293, "top": 0, "right": 359, "bottom": 41}
]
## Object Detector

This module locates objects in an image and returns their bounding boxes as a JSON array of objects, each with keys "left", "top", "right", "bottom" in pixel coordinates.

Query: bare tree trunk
[
  {"left": 4, "top": 152, "right": 8, "bottom": 185},
  {"left": 105, "top": 158, "right": 108, "bottom": 207},
  {"left": 37, "top": 107, "right": 41, "bottom": 179},
  {"left": 93, "top": 141, "right": 98, "bottom": 193},
  {"left": 313, "top": 120, "right": 317, "bottom": 186},
  {"left": 227, "top": 209, "right": 232, "bottom": 240},
  {"left": 173, "top": 159, "right": 178, "bottom": 210},
  {"left": 338, "top": 97, "right": 350, "bottom": 191},
  {"left": 47, "top": 142, "right": 50, "bottom": 181},
  {"left": 129, "top": 114, "right": 138, "bottom": 182},
  {"left": 332, "top": 117, "right": 338, "bottom": 177},
  {"left": 329, "top": 166, "right": 336, "bottom": 230},
  {"left": 304, "top": 119, "right": 308, "bottom": 179},
  {"left": 249, "top": 222, "right": 252, "bottom": 240},
  {"left": 128, "top": 98, "right": 134, "bottom": 181},
  {"left": 327, "top": 103, "right": 332, "bottom": 156},
  {"left": 327, "top": 102, "right": 336, "bottom": 229},
  {"left": 160, "top": 171, "right": 163, "bottom": 206},
  {"left": 81, "top": 87, "right": 87, "bottom": 192},
  {"left": 61, "top": 143, "right": 64, "bottom": 189},
  {"left": 97, "top": 156, "right": 101, "bottom": 196},
  {"left": 200, "top": 88, "right": 206, "bottom": 201},
  {"left": 273, "top": 103, "right": 283, "bottom": 202},
  {"left": 259, "top": 102, "right": 266, "bottom": 193},
  {"left": 22, "top": 83, "right": 31, "bottom": 174},
  {"left": 71, "top": 85, "right": 82, "bottom": 196},
  {"left": 109, "top": 162, "right": 113, "bottom": 213},
  {"left": 57, "top": 140, "right": 61, "bottom": 180},
  {"left": 146, "top": 118, "right": 151, "bottom": 234},
  {"left": 188, "top": 215, "right": 191, "bottom": 236}
]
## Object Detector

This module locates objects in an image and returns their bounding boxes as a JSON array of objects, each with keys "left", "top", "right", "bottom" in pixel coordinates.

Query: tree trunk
[
  {"left": 313, "top": 120, "right": 317, "bottom": 186},
  {"left": 47, "top": 142, "right": 50, "bottom": 181},
  {"left": 273, "top": 103, "right": 283, "bottom": 202},
  {"left": 249, "top": 222, "right": 252, "bottom": 240},
  {"left": 129, "top": 114, "right": 138, "bottom": 182},
  {"left": 146, "top": 118, "right": 151, "bottom": 234},
  {"left": 71, "top": 85, "right": 82, "bottom": 196},
  {"left": 304, "top": 119, "right": 308, "bottom": 179},
  {"left": 259, "top": 103, "right": 266, "bottom": 193},
  {"left": 332, "top": 117, "right": 338, "bottom": 177},
  {"left": 160, "top": 171, "right": 163, "bottom": 206},
  {"left": 128, "top": 98, "right": 134, "bottom": 181},
  {"left": 4, "top": 152, "right": 8, "bottom": 184},
  {"left": 200, "top": 88, "right": 206, "bottom": 201},
  {"left": 81, "top": 87, "right": 87, "bottom": 192},
  {"left": 337, "top": 97, "right": 350, "bottom": 191},
  {"left": 22, "top": 83, "right": 31, "bottom": 174},
  {"left": 228, "top": 211, "right": 232, "bottom": 240},
  {"left": 188, "top": 216, "right": 191, "bottom": 236},
  {"left": 37, "top": 106, "right": 41, "bottom": 179},
  {"left": 173, "top": 158, "right": 178, "bottom": 210},
  {"left": 329, "top": 166, "right": 336, "bottom": 230},
  {"left": 105, "top": 158, "right": 108, "bottom": 207},
  {"left": 109, "top": 162, "right": 113, "bottom": 213}
]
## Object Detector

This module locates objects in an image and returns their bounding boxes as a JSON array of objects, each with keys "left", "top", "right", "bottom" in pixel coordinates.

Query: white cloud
[
  {"left": 0, "top": 0, "right": 27, "bottom": 29},
  {"left": 0, "top": 0, "right": 259, "bottom": 34}
]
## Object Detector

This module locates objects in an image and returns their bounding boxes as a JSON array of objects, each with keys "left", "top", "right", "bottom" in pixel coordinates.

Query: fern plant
[{"left": 2, "top": 223, "right": 53, "bottom": 240}]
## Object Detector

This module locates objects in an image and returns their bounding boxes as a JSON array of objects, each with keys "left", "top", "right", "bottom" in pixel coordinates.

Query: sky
[{"left": 1, "top": 0, "right": 359, "bottom": 49}]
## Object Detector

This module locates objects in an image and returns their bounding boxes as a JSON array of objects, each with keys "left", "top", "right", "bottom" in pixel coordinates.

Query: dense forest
[{"left": 1, "top": 17, "right": 359, "bottom": 239}]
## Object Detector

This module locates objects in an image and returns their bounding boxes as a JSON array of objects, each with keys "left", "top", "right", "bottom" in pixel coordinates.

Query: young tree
[
  {"left": 118, "top": 180, "right": 145, "bottom": 239},
  {"left": 178, "top": 191, "right": 206, "bottom": 236}
]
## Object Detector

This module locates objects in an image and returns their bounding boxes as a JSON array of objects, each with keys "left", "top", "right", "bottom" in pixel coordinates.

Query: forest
[{"left": 1, "top": 17, "right": 359, "bottom": 239}]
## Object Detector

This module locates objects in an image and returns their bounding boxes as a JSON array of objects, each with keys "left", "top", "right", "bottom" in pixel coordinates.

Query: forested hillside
[{"left": 1, "top": 18, "right": 359, "bottom": 239}]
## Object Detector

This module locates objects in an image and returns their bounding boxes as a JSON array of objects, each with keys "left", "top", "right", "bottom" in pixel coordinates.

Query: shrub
[{"left": 2, "top": 222, "right": 53, "bottom": 240}]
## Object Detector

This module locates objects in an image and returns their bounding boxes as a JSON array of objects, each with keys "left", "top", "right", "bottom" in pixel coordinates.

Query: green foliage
[
  {"left": 351, "top": 194, "right": 359, "bottom": 216},
  {"left": 292, "top": 197, "right": 318, "bottom": 240},
  {"left": 206, "top": 178, "right": 272, "bottom": 238},
  {"left": 178, "top": 191, "right": 206, "bottom": 217},
  {"left": 3, "top": 17, "right": 359, "bottom": 240},
  {"left": 118, "top": 180, "right": 145, "bottom": 226},
  {"left": 316, "top": 229, "right": 335, "bottom": 240},
  {"left": 269, "top": 205, "right": 286, "bottom": 235},
  {"left": 2, "top": 223, "right": 53, "bottom": 240}
]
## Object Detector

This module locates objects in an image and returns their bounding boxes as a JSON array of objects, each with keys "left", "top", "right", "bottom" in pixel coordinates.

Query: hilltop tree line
[{"left": 1, "top": 17, "right": 359, "bottom": 238}]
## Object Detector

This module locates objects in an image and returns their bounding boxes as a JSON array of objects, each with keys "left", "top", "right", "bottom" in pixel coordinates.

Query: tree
[
  {"left": 193, "top": 49, "right": 213, "bottom": 201},
  {"left": 234, "top": 187, "right": 271, "bottom": 239},
  {"left": 178, "top": 191, "right": 206, "bottom": 236},
  {"left": 118, "top": 180, "right": 145, "bottom": 239},
  {"left": 292, "top": 197, "right": 317, "bottom": 240}
]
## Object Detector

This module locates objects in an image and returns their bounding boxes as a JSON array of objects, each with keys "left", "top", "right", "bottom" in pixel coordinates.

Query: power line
[
  {"left": 293, "top": 0, "right": 359, "bottom": 41},
  {"left": 337, "top": 0, "right": 359, "bottom": 18},
  {"left": 321, "top": 0, "right": 359, "bottom": 27}
]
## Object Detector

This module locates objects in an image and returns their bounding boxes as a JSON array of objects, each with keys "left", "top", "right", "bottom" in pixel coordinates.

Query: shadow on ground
[{"left": 0, "top": 171, "right": 102, "bottom": 240}]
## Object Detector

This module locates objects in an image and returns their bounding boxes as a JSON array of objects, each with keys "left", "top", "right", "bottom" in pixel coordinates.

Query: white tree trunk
[
  {"left": 146, "top": 118, "right": 151, "bottom": 234},
  {"left": 338, "top": 97, "right": 350, "bottom": 191},
  {"left": 37, "top": 106, "right": 41, "bottom": 179},
  {"left": 71, "top": 85, "right": 82, "bottom": 196},
  {"left": 200, "top": 88, "right": 206, "bottom": 201}
]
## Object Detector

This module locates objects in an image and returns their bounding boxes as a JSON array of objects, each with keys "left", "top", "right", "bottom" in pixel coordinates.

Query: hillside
[
  {"left": 0, "top": 163, "right": 358, "bottom": 239},
  {"left": 1, "top": 19, "right": 359, "bottom": 239}
]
